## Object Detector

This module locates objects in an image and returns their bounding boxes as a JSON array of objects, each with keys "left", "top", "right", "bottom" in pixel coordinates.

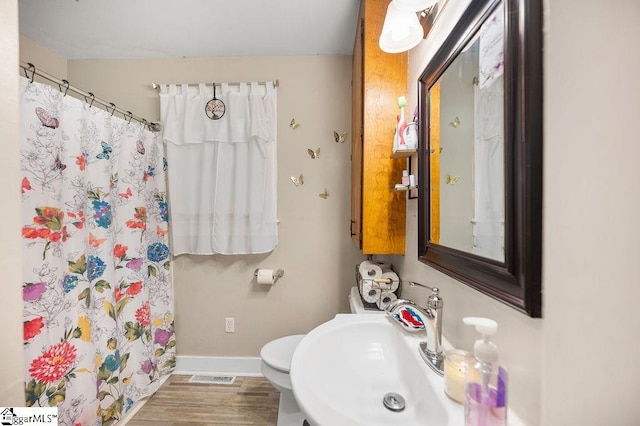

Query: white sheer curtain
[
  {"left": 472, "top": 75, "right": 504, "bottom": 261},
  {"left": 472, "top": 4, "right": 505, "bottom": 262},
  {"left": 160, "top": 82, "right": 278, "bottom": 255}
]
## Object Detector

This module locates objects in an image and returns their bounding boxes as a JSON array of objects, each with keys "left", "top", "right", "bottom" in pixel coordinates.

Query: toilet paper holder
[{"left": 254, "top": 268, "right": 284, "bottom": 284}]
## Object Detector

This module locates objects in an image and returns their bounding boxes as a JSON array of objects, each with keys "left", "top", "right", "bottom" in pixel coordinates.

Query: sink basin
[{"left": 290, "top": 314, "right": 463, "bottom": 426}]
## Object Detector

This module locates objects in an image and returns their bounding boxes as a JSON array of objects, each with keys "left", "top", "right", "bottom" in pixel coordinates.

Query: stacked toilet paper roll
[
  {"left": 357, "top": 260, "right": 400, "bottom": 310},
  {"left": 360, "top": 279, "right": 381, "bottom": 303},
  {"left": 377, "top": 291, "right": 398, "bottom": 311}
]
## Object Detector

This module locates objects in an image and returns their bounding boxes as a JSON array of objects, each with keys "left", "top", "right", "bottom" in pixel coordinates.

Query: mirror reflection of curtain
[
  {"left": 472, "top": 5, "right": 505, "bottom": 261},
  {"left": 472, "top": 75, "right": 504, "bottom": 260}
]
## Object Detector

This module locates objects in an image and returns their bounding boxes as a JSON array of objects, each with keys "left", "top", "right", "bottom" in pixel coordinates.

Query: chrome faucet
[{"left": 385, "top": 282, "right": 444, "bottom": 376}]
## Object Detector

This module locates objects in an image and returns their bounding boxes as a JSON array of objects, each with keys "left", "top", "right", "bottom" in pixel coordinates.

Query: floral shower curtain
[{"left": 20, "top": 77, "right": 175, "bottom": 425}]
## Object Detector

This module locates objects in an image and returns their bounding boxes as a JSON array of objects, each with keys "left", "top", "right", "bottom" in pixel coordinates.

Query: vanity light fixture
[{"left": 379, "top": 0, "right": 440, "bottom": 54}]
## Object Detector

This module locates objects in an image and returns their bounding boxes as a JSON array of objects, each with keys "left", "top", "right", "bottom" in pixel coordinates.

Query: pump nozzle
[
  {"left": 463, "top": 317, "right": 498, "bottom": 364},
  {"left": 463, "top": 317, "right": 497, "bottom": 337}
]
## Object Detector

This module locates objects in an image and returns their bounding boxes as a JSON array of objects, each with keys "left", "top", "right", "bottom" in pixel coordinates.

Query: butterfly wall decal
[
  {"left": 290, "top": 174, "right": 304, "bottom": 186},
  {"left": 289, "top": 118, "right": 300, "bottom": 130},
  {"left": 307, "top": 148, "right": 320, "bottom": 159},
  {"left": 333, "top": 131, "right": 347, "bottom": 143},
  {"left": 136, "top": 140, "right": 145, "bottom": 155},
  {"left": 96, "top": 141, "right": 112, "bottom": 160},
  {"left": 319, "top": 188, "right": 329, "bottom": 199},
  {"left": 35, "top": 107, "right": 59, "bottom": 129},
  {"left": 446, "top": 173, "right": 461, "bottom": 185},
  {"left": 449, "top": 117, "right": 461, "bottom": 128}
]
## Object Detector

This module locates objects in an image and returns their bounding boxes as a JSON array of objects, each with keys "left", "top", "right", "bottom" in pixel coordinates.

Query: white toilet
[{"left": 260, "top": 286, "right": 382, "bottom": 426}]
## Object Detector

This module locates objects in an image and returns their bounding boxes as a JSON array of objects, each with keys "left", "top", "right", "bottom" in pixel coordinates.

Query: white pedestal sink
[{"left": 290, "top": 314, "right": 463, "bottom": 426}]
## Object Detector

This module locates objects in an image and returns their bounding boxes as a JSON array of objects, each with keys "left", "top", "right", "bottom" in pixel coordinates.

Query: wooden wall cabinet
[{"left": 351, "top": 0, "right": 409, "bottom": 254}]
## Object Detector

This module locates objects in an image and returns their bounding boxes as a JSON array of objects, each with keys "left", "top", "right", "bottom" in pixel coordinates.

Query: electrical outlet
[{"left": 225, "top": 317, "right": 235, "bottom": 333}]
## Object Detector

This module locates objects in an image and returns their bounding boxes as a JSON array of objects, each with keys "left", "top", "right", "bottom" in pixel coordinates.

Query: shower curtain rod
[
  {"left": 20, "top": 61, "right": 161, "bottom": 132},
  {"left": 151, "top": 80, "right": 279, "bottom": 91}
]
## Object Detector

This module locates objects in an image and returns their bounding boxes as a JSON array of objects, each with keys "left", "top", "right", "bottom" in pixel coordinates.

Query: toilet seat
[{"left": 261, "top": 334, "right": 305, "bottom": 373}]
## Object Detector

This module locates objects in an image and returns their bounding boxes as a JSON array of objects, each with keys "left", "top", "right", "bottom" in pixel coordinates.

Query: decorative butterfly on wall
[
  {"left": 307, "top": 148, "right": 320, "bottom": 159},
  {"left": 446, "top": 173, "right": 461, "bottom": 185},
  {"left": 290, "top": 174, "right": 304, "bottom": 186},
  {"left": 449, "top": 117, "right": 461, "bottom": 128},
  {"left": 319, "top": 188, "right": 329, "bottom": 199},
  {"left": 35, "top": 107, "right": 59, "bottom": 129},
  {"left": 333, "top": 131, "right": 347, "bottom": 143},
  {"left": 289, "top": 118, "right": 300, "bottom": 130},
  {"left": 136, "top": 140, "right": 145, "bottom": 155},
  {"left": 96, "top": 141, "right": 112, "bottom": 160}
]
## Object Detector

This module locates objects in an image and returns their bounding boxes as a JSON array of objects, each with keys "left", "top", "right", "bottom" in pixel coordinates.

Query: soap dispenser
[{"left": 463, "top": 317, "right": 507, "bottom": 426}]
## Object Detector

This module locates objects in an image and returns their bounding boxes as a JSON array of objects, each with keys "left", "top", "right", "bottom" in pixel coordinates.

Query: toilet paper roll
[
  {"left": 360, "top": 279, "right": 381, "bottom": 303},
  {"left": 376, "top": 291, "right": 398, "bottom": 311},
  {"left": 256, "top": 269, "right": 275, "bottom": 285},
  {"left": 359, "top": 261, "right": 384, "bottom": 280}
]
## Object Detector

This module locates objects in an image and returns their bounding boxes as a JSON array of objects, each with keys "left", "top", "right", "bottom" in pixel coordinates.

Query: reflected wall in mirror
[{"left": 418, "top": 0, "right": 542, "bottom": 316}]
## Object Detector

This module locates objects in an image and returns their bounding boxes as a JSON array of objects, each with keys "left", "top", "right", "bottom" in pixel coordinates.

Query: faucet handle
[{"left": 427, "top": 287, "right": 443, "bottom": 310}]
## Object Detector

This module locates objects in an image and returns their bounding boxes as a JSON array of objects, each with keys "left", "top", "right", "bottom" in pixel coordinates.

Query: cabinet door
[{"left": 358, "top": 0, "right": 408, "bottom": 255}]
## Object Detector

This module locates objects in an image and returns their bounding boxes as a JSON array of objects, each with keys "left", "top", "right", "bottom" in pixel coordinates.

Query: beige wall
[
  {"left": 542, "top": 0, "right": 640, "bottom": 424},
  {"left": 20, "top": 34, "right": 67, "bottom": 80},
  {"left": 0, "top": 0, "right": 25, "bottom": 406},
  {"left": 65, "top": 56, "right": 365, "bottom": 357}
]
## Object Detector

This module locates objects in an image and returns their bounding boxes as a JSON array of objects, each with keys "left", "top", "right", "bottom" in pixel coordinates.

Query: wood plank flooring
[{"left": 126, "top": 375, "right": 280, "bottom": 426}]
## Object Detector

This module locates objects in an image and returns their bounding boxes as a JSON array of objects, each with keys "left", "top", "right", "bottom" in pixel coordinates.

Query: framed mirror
[{"left": 417, "top": 0, "right": 542, "bottom": 317}]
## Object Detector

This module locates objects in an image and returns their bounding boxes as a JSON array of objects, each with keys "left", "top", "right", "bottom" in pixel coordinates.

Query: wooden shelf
[
  {"left": 390, "top": 149, "right": 417, "bottom": 159},
  {"left": 392, "top": 185, "right": 418, "bottom": 192}
]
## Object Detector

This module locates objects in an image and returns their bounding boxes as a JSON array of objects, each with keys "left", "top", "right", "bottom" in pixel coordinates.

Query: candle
[{"left": 444, "top": 349, "right": 469, "bottom": 403}]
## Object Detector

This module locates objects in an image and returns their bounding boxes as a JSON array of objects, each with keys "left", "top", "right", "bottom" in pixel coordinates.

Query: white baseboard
[{"left": 174, "top": 355, "right": 263, "bottom": 377}]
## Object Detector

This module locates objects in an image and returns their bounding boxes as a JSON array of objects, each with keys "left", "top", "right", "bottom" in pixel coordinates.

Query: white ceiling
[{"left": 19, "top": 0, "right": 361, "bottom": 60}]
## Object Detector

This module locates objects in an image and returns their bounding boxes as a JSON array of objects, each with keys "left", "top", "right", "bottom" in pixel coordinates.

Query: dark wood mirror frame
[{"left": 417, "top": 0, "right": 543, "bottom": 317}]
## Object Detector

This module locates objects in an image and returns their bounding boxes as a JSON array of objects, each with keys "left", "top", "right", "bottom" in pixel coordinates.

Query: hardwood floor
[{"left": 126, "top": 375, "right": 280, "bottom": 425}]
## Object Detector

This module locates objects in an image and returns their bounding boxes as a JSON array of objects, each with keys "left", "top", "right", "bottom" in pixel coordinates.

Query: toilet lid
[{"left": 260, "top": 334, "right": 305, "bottom": 372}]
